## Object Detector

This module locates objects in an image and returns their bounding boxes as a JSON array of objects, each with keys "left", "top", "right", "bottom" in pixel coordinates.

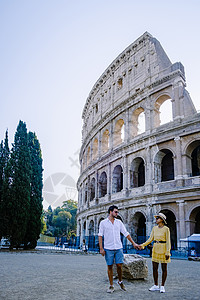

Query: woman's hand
[{"left": 165, "top": 255, "right": 169, "bottom": 260}]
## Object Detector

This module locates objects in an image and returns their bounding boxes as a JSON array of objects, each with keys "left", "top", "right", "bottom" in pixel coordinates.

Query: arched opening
[
  {"left": 88, "top": 220, "right": 95, "bottom": 249},
  {"left": 98, "top": 218, "right": 104, "bottom": 232},
  {"left": 130, "top": 157, "right": 145, "bottom": 188},
  {"left": 130, "top": 212, "right": 146, "bottom": 244},
  {"left": 185, "top": 140, "right": 200, "bottom": 177},
  {"left": 102, "top": 129, "right": 109, "bottom": 153},
  {"left": 161, "top": 150, "right": 174, "bottom": 181},
  {"left": 154, "top": 95, "right": 173, "bottom": 128},
  {"left": 93, "top": 138, "right": 98, "bottom": 160},
  {"left": 154, "top": 149, "right": 174, "bottom": 183},
  {"left": 113, "top": 119, "right": 124, "bottom": 147},
  {"left": 99, "top": 172, "right": 107, "bottom": 198},
  {"left": 138, "top": 111, "right": 145, "bottom": 134},
  {"left": 90, "top": 178, "right": 95, "bottom": 201},
  {"left": 191, "top": 145, "right": 200, "bottom": 176},
  {"left": 189, "top": 206, "right": 200, "bottom": 235},
  {"left": 112, "top": 165, "right": 123, "bottom": 193},
  {"left": 83, "top": 221, "right": 86, "bottom": 239},
  {"left": 132, "top": 107, "right": 145, "bottom": 137},
  {"left": 161, "top": 209, "right": 177, "bottom": 250}
]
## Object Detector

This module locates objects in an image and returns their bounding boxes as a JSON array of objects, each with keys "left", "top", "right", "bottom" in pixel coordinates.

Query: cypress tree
[
  {"left": 9, "top": 121, "right": 31, "bottom": 248},
  {"left": 0, "top": 130, "right": 10, "bottom": 239},
  {"left": 24, "top": 132, "right": 43, "bottom": 249},
  {"left": 0, "top": 140, "right": 4, "bottom": 239}
]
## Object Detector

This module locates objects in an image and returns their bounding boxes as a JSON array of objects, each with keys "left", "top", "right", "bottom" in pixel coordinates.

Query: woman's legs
[
  {"left": 152, "top": 261, "right": 159, "bottom": 285},
  {"left": 161, "top": 263, "right": 167, "bottom": 286}
]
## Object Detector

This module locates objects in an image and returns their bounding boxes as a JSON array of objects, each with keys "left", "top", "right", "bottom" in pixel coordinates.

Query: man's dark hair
[{"left": 108, "top": 205, "right": 118, "bottom": 214}]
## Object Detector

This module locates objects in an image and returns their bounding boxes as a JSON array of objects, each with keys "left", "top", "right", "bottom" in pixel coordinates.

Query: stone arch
[
  {"left": 160, "top": 209, "right": 177, "bottom": 250},
  {"left": 130, "top": 211, "right": 147, "bottom": 243},
  {"left": 131, "top": 107, "right": 145, "bottom": 137},
  {"left": 98, "top": 217, "right": 105, "bottom": 232},
  {"left": 79, "top": 187, "right": 82, "bottom": 206},
  {"left": 78, "top": 219, "right": 81, "bottom": 237},
  {"left": 112, "top": 165, "right": 123, "bottom": 193},
  {"left": 99, "top": 171, "right": 107, "bottom": 198},
  {"left": 188, "top": 206, "right": 200, "bottom": 235},
  {"left": 88, "top": 219, "right": 94, "bottom": 236},
  {"left": 154, "top": 94, "right": 173, "bottom": 127},
  {"left": 154, "top": 149, "right": 174, "bottom": 183},
  {"left": 88, "top": 219, "right": 95, "bottom": 249},
  {"left": 185, "top": 140, "right": 200, "bottom": 177},
  {"left": 130, "top": 157, "right": 145, "bottom": 188},
  {"left": 83, "top": 220, "right": 86, "bottom": 239},
  {"left": 102, "top": 129, "right": 109, "bottom": 154},
  {"left": 113, "top": 119, "right": 124, "bottom": 147},
  {"left": 90, "top": 177, "right": 95, "bottom": 201},
  {"left": 84, "top": 182, "right": 88, "bottom": 203},
  {"left": 92, "top": 138, "right": 98, "bottom": 160}
]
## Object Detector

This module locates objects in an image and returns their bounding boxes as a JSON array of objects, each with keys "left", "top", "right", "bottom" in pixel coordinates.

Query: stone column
[
  {"left": 145, "top": 146, "right": 152, "bottom": 193},
  {"left": 176, "top": 200, "right": 186, "bottom": 247},
  {"left": 172, "top": 79, "right": 185, "bottom": 120},
  {"left": 123, "top": 155, "right": 128, "bottom": 192},
  {"left": 98, "top": 131, "right": 102, "bottom": 159},
  {"left": 110, "top": 120, "right": 113, "bottom": 150},
  {"left": 80, "top": 218, "right": 84, "bottom": 244},
  {"left": 144, "top": 96, "right": 151, "bottom": 133},
  {"left": 174, "top": 136, "right": 184, "bottom": 186},
  {"left": 146, "top": 204, "right": 154, "bottom": 237},
  {"left": 107, "top": 163, "right": 111, "bottom": 196},
  {"left": 95, "top": 170, "right": 99, "bottom": 205},
  {"left": 125, "top": 108, "right": 129, "bottom": 143}
]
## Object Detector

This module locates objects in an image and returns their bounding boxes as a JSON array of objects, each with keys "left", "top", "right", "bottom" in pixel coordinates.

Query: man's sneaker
[
  {"left": 117, "top": 281, "right": 126, "bottom": 291},
  {"left": 107, "top": 286, "right": 114, "bottom": 293},
  {"left": 149, "top": 285, "right": 160, "bottom": 291},
  {"left": 160, "top": 286, "right": 165, "bottom": 293}
]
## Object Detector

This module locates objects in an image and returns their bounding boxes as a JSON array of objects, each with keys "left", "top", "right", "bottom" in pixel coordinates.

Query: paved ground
[{"left": 0, "top": 250, "right": 199, "bottom": 300}]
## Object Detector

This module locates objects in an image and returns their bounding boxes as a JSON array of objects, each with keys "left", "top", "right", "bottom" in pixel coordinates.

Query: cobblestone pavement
[{"left": 0, "top": 250, "right": 199, "bottom": 300}]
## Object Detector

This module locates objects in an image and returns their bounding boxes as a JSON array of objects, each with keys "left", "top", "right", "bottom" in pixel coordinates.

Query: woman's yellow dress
[{"left": 141, "top": 225, "right": 171, "bottom": 263}]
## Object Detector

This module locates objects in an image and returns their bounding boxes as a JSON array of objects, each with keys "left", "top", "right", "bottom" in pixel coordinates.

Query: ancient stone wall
[{"left": 77, "top": 32, "right": 200, "bottom": 249}]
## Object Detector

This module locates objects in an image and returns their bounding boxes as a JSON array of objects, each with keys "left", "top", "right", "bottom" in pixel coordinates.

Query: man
[{"left": 98, "top": 205, "right": 138, "bottom": 293}]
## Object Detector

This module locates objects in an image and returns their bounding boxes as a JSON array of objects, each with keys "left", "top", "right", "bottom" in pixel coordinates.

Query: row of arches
[
  {"left": 80, "top": 142, "right": 200, "bottom": 203},
  {"left": 83, "top": 96, "right": 173, "bottom": 169},
  {"left": 80, "top": 206, "right": 200, "bottom": 250}
]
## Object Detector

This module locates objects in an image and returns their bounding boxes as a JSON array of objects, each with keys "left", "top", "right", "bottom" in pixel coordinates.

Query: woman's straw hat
[{"left": 154, "top": 212, "right": 167, "bottom": 224}]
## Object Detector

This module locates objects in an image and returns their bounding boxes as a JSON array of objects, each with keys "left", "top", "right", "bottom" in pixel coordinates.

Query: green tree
[
  {"left": 0, "top": 140, "right": 4, "bottom": 240},
  {"left": 52, "top": 210, "right": 72, "bottom": 236},
  {"left": 0, "top": 130, "right": 10, "bottom": 239},
  {"left": 24, "top": 132, "right": 43, "bottom": 249},
  {"left": 8, "top": 121, "right": 31, "bottom": 248},
  {"left": 62, "top": 200, "right": 77, "bottom": 231}
]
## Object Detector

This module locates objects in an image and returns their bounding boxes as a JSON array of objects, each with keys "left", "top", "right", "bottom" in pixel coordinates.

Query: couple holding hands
[{"left": 98, "top": 205, "right": 171, "bottom": 294}]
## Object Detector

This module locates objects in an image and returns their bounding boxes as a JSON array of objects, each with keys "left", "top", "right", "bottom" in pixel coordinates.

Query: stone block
[{"left": 113, "top": 254, "right": 148, "bottom": 280}]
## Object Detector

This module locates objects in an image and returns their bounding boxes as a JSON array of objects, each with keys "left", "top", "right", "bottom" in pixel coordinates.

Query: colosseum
[{"left": 76, "top": 32, "right": 200, "bottom": 251}]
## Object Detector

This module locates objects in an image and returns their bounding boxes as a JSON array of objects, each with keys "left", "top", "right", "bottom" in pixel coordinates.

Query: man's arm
[
  {"left": 126, "top": 234, "right": 139, "bottom": 249},
  {"left": 98, "top": 236, "right": 105, "bottom": 256}
]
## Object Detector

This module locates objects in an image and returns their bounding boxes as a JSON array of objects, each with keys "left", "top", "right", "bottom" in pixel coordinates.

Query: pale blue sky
[{"left": 1, "top": 0, "right": 200, "bottom": 208}]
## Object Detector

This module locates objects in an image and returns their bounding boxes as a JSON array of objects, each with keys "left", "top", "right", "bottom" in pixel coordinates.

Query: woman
[{"left": 139, "top": 212, "right": 171, "bottom": 293}]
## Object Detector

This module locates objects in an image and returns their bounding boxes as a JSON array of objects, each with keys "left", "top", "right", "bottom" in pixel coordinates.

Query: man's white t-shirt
[{"left": 98, "top": 217, "right": 129, "bottom": 250}]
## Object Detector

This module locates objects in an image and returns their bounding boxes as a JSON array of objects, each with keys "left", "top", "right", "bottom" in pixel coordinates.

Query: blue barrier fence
[{"left": 51, "top": 235, "right": 196, "bottom": 258}]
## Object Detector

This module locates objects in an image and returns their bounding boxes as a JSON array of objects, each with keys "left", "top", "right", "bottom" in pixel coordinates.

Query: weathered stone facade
[{"left": 77, "top": 32, "right": 200, "bottom": 249}]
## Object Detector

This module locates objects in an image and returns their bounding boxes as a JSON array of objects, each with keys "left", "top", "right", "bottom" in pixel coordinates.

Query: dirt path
[{"left": 0, "top": 251, "right": 199, "bottom": 300}]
